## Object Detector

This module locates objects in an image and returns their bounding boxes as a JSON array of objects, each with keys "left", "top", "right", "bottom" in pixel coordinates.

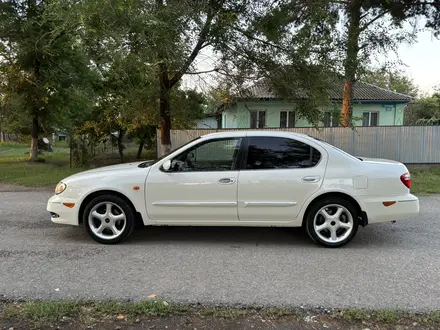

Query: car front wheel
[
  {"left": 83, "top": 194, "right": 135, "bottom": 244},
  {"left": 305, "top": 197, "right": 359, "bottom": 248}
]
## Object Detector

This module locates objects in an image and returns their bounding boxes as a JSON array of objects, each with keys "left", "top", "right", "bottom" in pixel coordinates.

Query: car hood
[
  {"left": 83, "top": 161, "right": 150, "bottom": 173},
  {"left": 63, "top": 160, "right": 154, "bottom": 181}
]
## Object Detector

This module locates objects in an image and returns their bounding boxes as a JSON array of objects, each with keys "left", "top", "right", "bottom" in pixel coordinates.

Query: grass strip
[{"left": 1, "top": 300, "right": 440, "bottom": 329}]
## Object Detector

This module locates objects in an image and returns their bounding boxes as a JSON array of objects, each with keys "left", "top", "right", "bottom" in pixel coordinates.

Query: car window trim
[{"left": 161, "top": 137, "right": 244, "bottom": 173}]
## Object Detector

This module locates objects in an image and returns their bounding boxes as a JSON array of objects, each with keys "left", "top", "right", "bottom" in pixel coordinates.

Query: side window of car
[
  {"left": 171, "top": 138, "right": 242, "bottom": 172},
  {"left": 245, "top": 137, "right": 321, "bottom": 169}
]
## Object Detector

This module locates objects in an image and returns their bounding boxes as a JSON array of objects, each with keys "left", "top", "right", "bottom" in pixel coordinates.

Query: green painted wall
[
  {"left": 221, "top": 100, "right": 406, "bottom": 128},
  {"left": 351, "top": 103, "right": 405, "bottom": 126}
]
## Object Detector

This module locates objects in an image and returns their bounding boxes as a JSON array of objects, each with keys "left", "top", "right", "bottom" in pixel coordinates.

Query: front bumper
[
  {"left": 47, "top": 194, "right": 80, "bottom": 226},
  {"left": 362, "top": 194, "right": 419, "bottom": 224}
]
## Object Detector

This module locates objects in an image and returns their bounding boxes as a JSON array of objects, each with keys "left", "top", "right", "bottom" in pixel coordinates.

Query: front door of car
[
  {"left": 238, "top": 136, "right": 327, "bottom": 222},
  {"left": 146, "top": 137, "right": 243, "bottom": 222}
]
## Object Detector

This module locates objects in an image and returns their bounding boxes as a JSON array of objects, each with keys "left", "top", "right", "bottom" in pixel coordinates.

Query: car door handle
[
  {"left": 302, "top": 176, "right": 320, "bottom": 183},
  {"left": 218, "top": 178, "right": 235, "bottom": 184}
]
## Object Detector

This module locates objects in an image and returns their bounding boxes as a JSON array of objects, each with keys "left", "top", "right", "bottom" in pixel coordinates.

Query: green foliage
[
  {"left": 64, "top": 0, "right": 209, "bottom": 155},
  {"left": 78, "top": 0, "right": 344, "bottom": 132},
  {"left": 405, "top": 93, "right": 440, "bottom": 125},
  {"left": 171, "top": 89, "right": 206, "bottom": 129},
  {"left": 267, "top": 64, "right": 336, "bottom": 125},
  {"left": 410, "top": 167, "right": 440, "bottom": 195},
  {"left": 23, "top": 301, "right": 82, "bottom": 326},
  {"left": 416, "top": 116, "right": 440, "bottom": 125},
  {"left": 361, "top": 67, "right": 419, "bottom": 97},
  {"left": 0, "top": 0, "right": 99, "bottom": 162},
  {"left": 2, "top": 0, "right": 437, "bottom": 157},
  {"left": 207, "top": 0, "right": 341, "bottom": 125},
  {"left": 0, "top": 0, "right": 95, "bottom": 123}
]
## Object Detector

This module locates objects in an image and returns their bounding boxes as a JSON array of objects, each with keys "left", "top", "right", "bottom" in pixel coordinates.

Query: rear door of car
[{"left": 237, "top": 135, "right": 327, "bottom": 222}]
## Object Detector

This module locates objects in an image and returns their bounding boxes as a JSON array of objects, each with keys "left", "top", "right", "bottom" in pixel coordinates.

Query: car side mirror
[{"left": 162, "top": 159, "right": 172, "bottom": 171}]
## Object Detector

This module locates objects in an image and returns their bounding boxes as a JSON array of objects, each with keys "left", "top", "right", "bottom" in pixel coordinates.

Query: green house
[{"left": 215, "top": 80, "right": 413, "bottom": 129}]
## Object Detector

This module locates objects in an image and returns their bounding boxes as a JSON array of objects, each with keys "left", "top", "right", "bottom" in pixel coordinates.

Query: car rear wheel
[
  {"left": 83, "top": 194, "right": 135, "bottom": 244},
  {"left": 305, "top": 197, "right": 359, "bottom": 248}
]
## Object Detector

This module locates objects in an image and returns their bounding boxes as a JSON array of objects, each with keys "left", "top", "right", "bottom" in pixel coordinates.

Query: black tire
[
  {"left": 305, "top": 197, "right": 359, "bottom": 248},
  {"left": 83, "top": 194, "right": 136, "bottom": 244}
]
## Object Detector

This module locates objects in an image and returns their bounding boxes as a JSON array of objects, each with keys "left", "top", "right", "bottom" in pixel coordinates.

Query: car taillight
[{"left": 400, "top": 172, "right": 411, "bottom": 189}]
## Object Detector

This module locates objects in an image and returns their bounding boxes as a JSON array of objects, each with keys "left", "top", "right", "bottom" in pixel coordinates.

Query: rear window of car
[
  {"left": 246, "top": 136, "right": 321, "bottom": 169},
  {"left": 308, "top": 135, "right": 362, "bottom": 161}
]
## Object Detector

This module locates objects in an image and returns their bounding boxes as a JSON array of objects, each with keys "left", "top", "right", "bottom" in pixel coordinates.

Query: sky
[{"left": 393, "top": 29, "right": 440, "bottom": 95}]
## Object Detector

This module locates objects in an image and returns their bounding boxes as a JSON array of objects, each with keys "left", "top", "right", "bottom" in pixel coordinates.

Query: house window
[
  {"left": 362, "top": 112, "right": 378, "bottom": 126},
  {"left": 280, "top": 111, "right": 295, "bottom": 128},
  {"left": 250, "top": 110, "right": 266, "bottom": 128},
  {"left": 323, "top": 112, "right": 338, "bottom": 127}
]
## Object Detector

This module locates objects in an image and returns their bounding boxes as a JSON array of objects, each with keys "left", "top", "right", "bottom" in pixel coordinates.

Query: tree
[
  {"left": 74, "top": 1, "right": 208, "bottom": 162},
  {"left": 0, "top": 0, "right": 95, "bottom": 160},
  {"left": 361, "top": 67, "right": 419, "bottom": 97},
  {"left": 214, "top": 0, "right": 340, "bottom": 127},
  {"left": 334, "top": 0, "right": 440, "bottom": 126},
  {"left": 76, "top": 0, "right": 341, "bottom": 155},
  {"left": 336, "top": 1, "right": 419, "bottom": 126},
  {"left": 405, "top": 91, "right": 440, "bottom": 125}
]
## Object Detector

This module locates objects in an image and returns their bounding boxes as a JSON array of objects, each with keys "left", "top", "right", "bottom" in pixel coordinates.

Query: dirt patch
[
  {"left": 1, "top": 302, "right": 439, "bottom": 330},
  {"left": 0, "top": 313, "right": 421, "bottom": 330}
]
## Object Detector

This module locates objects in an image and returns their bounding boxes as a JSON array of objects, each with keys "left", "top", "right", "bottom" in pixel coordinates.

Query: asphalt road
[{"left": 1, "top": 191, "right": 439, "bottom": 312}]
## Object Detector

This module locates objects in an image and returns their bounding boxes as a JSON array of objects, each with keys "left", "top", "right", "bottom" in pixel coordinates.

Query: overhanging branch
[
  {"left": 360, "top": 9, "right": 392, "bottom": 32},
  {"left": 185, "top": 68, "right": 219, "bottom": 75},
  {"left": 232, "top": 26, "right": 289, "bottom": 52},
  {"left": 169, "top": 12, "right": 215, "bottom": 88}
]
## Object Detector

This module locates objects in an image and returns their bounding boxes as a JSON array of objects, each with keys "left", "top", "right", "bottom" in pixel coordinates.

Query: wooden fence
[{"left": 156, "top": 126, "right": 440, "bottom": 164}]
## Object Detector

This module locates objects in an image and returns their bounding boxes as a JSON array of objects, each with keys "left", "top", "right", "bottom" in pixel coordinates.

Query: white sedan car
[{"left": 47, "top": 131, "right": 419, "bottom": 247}]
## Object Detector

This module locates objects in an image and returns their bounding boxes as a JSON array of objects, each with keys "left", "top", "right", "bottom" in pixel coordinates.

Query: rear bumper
[
  {"left": 362, "top": 194, "right": 419, "bottom": 224},
  {"left": 47, "top": 194, "right": 80, "bottom": 226}
]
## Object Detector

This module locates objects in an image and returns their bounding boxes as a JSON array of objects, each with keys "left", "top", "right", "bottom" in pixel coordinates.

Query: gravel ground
[{"left": 1, "top": 191, "right": 439, "bottom": 312}]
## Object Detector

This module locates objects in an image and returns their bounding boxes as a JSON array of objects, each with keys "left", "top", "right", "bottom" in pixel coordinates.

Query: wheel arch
[
  {"left": 301, "top": 191, "right": 368, "bottom": 227},
  {"left": 78, "top": 190, "right": 144, "bottom": 227}
]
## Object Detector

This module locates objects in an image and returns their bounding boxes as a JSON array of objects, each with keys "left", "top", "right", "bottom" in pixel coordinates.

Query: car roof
[{"left": 200, "top": 130, "right": 310, "bottom": 139}]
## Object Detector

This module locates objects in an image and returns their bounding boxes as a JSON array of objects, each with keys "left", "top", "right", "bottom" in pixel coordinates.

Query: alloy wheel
[
  {"left": 88, "top": 202, "right": 127, "bottom": 240},
  {"left": 313, "top": 204, "right": 354, "bottom": 244}
]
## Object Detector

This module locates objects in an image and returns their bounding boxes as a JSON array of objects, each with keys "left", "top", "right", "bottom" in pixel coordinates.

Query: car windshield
[
  {"left": 138, "top": 136, "right": 202, "bottom": 167},
  {"left": 308, "top": 135, "right": 362, "bottom": 161}
]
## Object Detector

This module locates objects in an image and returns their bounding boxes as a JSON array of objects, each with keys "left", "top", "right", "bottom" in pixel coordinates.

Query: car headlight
[{"left": 55, "top": 182, "right": 67, "bottom": 195}]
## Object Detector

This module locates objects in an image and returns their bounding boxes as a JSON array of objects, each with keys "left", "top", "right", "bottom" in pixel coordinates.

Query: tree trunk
[
  {"left": 117, "top": 129, "right": 124, "bottom": 163},
  {"left": 155, "top": 0, "right": 172, "bottom": 157},
  {"left": 341, "top": 0, "right": 362, "bottom": 127},
  {"left": 341, "top": 80, "right": 353, "bottom": 126},
  {"left": 0, "top": 130, "right": 4, "bottom": 143},
  {"left": 159, "top": 65, "right": 172, "bottom": 157},
  {"left": 69, "top": 135, "right": 73, "bottom": 168},
  {"left": 30, "top": 32, "right": 41, "bottom": 160},
  {"left": 136, "top": 139, "right": 145, "bottom": 159},
  {"left": 29, "top": 115, "right": 39, "bottom": 161}
]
